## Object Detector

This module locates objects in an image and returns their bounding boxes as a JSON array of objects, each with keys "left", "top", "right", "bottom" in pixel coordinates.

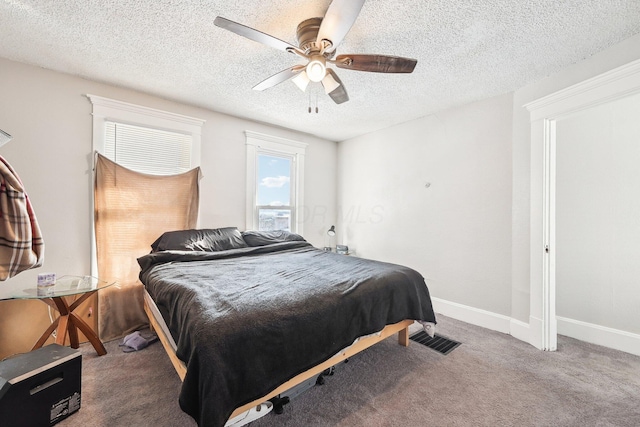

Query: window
[
  {"left": 88, "top": 95, "right": 205, "bottom": 340},
  {"left": 246, "top": 131, "right": 307, "bottom": 233},
  {"left": 257, "top": 153, "right": 293, "bottom": 231},
  {"left": 87, "top": 94, "right": 203, "bottom": 170},
  {"left": 88, "top": 94, "right": 206, "bottom": 276}
]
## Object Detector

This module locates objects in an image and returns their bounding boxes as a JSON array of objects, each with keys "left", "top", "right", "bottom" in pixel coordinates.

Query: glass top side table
[{"left": 0, "top": 275, "right": 116, "bottom": 356}]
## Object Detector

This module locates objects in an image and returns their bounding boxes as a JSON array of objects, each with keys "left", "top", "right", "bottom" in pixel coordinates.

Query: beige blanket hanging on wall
[
  {"left": 0, "top": 155, "right": 44, "bottom": 280},
  {"left": 94, "top": 153, "right": 200, "bottom": 341}
]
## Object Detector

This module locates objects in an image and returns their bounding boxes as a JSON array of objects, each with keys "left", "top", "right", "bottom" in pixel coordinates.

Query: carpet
[{"left": 57, "top": 315, "right": 640, "bottom": 427}]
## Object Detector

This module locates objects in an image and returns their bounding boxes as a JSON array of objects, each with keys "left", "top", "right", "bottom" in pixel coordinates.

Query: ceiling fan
[{"left": 213, "top": 0, "right": 417, "bottom": 105}]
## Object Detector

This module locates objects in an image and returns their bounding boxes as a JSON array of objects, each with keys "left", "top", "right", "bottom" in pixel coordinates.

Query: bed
[{"left": 137, "top": 228, "right": 437, "bottom": 427}]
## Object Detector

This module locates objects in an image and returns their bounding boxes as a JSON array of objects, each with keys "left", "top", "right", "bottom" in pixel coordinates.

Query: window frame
[{"left": 245, "top": 131, "right": 307, "bottom": 234}]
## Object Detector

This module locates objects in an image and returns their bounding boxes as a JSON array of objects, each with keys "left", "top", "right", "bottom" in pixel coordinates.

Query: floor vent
[{"left": 410, "top": 331, "right": 461, "bottom": 355}]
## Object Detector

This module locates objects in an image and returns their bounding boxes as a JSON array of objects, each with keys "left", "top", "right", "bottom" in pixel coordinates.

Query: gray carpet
[{"left": 58, "top": 315, "right": 640, "bottom": 426}]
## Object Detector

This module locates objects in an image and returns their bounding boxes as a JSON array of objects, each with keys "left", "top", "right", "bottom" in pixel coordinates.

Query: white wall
[
  {"left": 338, "top": 33, "right": 640, "bottom": 350},
  {"left": 338, "top": 93, "right": 513, "bottom": 318},
  {"left": 196, "top": 112, "right": 337, "bottom": 241},
  {"left": 556, "top": 92, "right": 640, "bottom": 335},
  {"left": 0, "top": 57, "right": 336, "bottom": 357}
]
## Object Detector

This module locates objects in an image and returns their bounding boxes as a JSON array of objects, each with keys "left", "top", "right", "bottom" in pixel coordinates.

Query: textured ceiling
[{"left": 1, "top": 1, "right": 640, "bottom": 141}]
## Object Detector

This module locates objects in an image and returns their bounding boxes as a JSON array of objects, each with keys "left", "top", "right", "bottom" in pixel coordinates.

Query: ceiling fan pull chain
[{"left": 316, "top": 94, "right": 319, "bottom": 113}]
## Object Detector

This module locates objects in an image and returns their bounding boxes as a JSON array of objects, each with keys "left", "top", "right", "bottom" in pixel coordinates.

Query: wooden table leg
[
  {"left": 67, "top": 319, "right": 80, "bottom": 349},
  {"left": 55, "top": 315, "right": 70, "bottom": 345},
  {"left": 70, "top": 312, "right": 107, "bottom": 356},
  {"left": 33, "top": 292, "right": 107, "bottom": 356},
  {"left": 32, "top": 317, "right": 60, "bottom": 350}
]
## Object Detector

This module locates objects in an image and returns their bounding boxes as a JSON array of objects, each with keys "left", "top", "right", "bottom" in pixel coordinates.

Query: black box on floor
[{"left": 0, "top": 344, "right": 81, "bottom": 426}]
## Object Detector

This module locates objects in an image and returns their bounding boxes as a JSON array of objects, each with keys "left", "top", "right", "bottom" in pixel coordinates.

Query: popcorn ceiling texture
[{"left": 1, "top": 0, "right": 639, "bottom": 141}]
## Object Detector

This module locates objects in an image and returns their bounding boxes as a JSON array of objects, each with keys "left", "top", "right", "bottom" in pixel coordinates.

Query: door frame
[{"left": 524, "top": 58, "right": 640, "bottom": 351}]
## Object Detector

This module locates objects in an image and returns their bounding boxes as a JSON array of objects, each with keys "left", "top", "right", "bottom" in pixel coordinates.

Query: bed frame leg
[{"left": 398, "top": 326, "right": 410, "bottom": 347}]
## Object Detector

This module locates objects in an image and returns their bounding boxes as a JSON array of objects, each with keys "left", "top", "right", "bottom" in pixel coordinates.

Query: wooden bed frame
[{"left": 143, "top": 290, "right": 413, "bottom": 419}]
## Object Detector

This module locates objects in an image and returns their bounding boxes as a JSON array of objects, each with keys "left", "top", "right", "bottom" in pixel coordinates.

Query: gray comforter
[{"left": 138, "top": 241, "right": 436, "bottom": 427}]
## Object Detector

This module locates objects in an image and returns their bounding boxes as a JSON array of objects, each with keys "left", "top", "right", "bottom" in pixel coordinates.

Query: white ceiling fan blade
[
  {"left": 214, "top": 16, "right": 299, "bottom": 53},
  {"left": 316, "top": 0, "right": 365, "bottom": 53},
  {"left": 253, "top": 65, "right": 305, "bottom": 91}
]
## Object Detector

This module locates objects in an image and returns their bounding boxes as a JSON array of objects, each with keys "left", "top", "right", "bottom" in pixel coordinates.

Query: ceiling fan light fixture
[
  {"left": 321, "top": 71, "right": 341, "bottom": 94},
  {"left": 292, "top": 70, "right": 310, "bottom": 92},
  {"left": 306, "top": 55, "right": 326, "bottom": 82}
]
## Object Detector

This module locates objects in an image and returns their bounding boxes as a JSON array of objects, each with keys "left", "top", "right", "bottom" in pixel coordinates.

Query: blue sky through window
[{"left": 257, "top": 154, "right": 291, "bottom": 206}]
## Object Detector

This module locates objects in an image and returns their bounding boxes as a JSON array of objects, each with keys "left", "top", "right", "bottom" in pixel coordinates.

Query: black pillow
[
  {"left": 241, "top": 230, "right": 306, "bottom": 247},
  {"left": 151, "top": 227, "right": 248, "bottom": 252}
]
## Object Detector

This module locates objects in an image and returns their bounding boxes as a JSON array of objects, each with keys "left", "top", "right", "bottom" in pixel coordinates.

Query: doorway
[{"left": 525, "top": 59, "right": 640, "bottom": 353}]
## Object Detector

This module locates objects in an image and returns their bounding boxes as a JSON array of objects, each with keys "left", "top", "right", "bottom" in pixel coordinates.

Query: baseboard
[
  {"left": 509, "top": 318, "right": 530, "bottom": 343},
  {"left": 430, "top": 298, "right": 640, "bottom": 356},
  {"left": 431, "top": 297, "right": 511, "bottom": 334},
  {"left": 557, "top": 316, "right": 640, "bottom": 357}
]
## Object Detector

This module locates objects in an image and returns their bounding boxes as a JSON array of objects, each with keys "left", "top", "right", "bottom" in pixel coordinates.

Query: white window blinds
[{"left": 105, "top": 121, "right": 192, "bottom": 175}]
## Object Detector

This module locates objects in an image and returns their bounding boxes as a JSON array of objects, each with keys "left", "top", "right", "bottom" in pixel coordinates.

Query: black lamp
[{"left": 323, "top": 225, "right": 336, "bottom": 251}]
